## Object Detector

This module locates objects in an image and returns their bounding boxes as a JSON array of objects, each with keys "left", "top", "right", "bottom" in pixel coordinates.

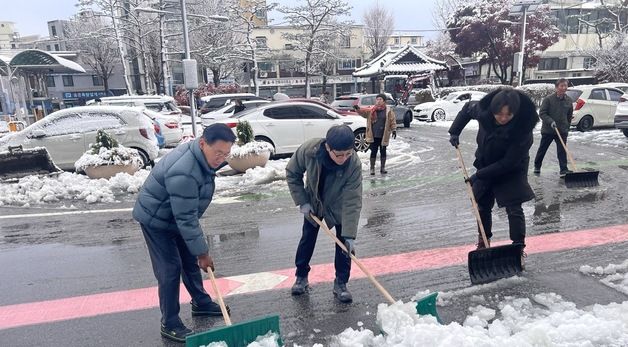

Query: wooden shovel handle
[
  {"left": 207, "top": 266, "right": 232, "bottom": 326},
  {"left": 554, "top": 127, "right": 578, "bottom": 171},
  {"left": 455, "top": 147, "right": 490, "bottom": 248},
  {"left": 310, "top": 214, "right": 396, "bottom": 305}
]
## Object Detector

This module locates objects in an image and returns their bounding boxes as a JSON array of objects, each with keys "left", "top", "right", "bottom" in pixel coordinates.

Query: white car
[
  {"left": 414, "top": 91, "right": 487, "bottom": 121},
  {"left": 87, "top": 95, "right": 182, "bottom": 115},
  {"left": 216, "top": 100, "right": 368, "bottom": 154},
  {"left": 141, "top": 108, "right": 183, "bottom": 147},
  {"left": 613, "top": 93, "right": 628, "bottom": 137},
  {"left": 201, "top": 100, "right": 270, "bottom": 127},
  {"left": 567, "top": 85, "right": 623, "bottom": 131},
  {"left": 0, "top": 106, "right": 159, "bottom": 170}
]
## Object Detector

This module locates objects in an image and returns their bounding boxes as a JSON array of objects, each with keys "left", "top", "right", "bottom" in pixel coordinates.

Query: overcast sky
[{"left": 2, "top": 0, "right": 440, "bottom": 40}]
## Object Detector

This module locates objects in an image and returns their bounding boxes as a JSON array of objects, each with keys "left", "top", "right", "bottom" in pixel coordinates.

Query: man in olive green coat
[
  {"left": 534, "top": 78, "right": 574, "bottom": 176},
  {"left": 286, "top": 125, "right": 362, "bottom": 303}
]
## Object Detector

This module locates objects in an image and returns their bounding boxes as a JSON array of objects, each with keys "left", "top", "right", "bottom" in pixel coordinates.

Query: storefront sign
[{"left": 63, "top": 91, "right": 108, "bottom": 99}]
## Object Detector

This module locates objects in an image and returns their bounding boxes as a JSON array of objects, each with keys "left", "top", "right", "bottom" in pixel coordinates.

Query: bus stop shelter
[{"left": 0, "top": 49, "right": 85, "bottom": 124}]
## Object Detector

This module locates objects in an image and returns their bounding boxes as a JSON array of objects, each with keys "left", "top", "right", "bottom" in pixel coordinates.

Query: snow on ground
[
  {"left": 414, "top": 120, "right": 479, "bottom": 131},
  {"left": 356, "top": 134, "right": 434, "bottom": 171},
  {"left": 580, "top": 259, "right": 628, "bottom": 295},
  {"left": 568, "top": 129, "right": 628, "bottom": 149}
]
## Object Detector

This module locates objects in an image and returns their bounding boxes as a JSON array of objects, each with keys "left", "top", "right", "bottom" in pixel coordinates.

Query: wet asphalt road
[{"left": 1, "top": 122, "right": 627, "bottom": 346}]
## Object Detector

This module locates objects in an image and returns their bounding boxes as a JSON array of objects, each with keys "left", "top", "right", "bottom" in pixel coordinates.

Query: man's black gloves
[{"left": 449, "top": 134, "right": 460, "bottom": 147}]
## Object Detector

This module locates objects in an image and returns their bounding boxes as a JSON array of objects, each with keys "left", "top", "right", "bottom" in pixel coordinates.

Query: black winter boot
[
  {"left": 380, "top": 157, "right": 387, "bottom": 174},
  {"left": 161, "top": 324, "right": 193, "bottom": 343},
  {"left": 369, "top": 158, "right": 376, "bottom": 175},
  {"left": 191, "top": 301, "right": 230, "bottom": 317},
  {"left": 333, "top": 279, "right": 353, "bottom": 303},
  {"left": 291, "top": 276, "right": 309, "bottom": 295}
]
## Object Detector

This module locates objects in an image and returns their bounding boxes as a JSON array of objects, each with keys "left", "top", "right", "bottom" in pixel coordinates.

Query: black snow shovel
[
  {"left": 554, "top": 127, "right": 599, "bottom": 188},
  {"left": 455, "top": 147, "right": 524, "bottom": 285}
]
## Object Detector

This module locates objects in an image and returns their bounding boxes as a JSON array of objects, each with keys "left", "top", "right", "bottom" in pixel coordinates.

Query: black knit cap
[{"left": 325, "top": 125, "right": 354, "bottom": 150}]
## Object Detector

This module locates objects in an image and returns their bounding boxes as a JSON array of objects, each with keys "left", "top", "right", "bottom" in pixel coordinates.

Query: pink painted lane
[
  {"left": 2, "top": 223, "right": 628, "bottom": 330},
  {"left": 0, "top": 277, "right": 242, "bottom": 330}
]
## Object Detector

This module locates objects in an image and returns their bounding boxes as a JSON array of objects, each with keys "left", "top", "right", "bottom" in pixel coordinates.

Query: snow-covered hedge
[
  {"left": 75, "top": 146, "right": 143, "bottom": 171},
  {"left": 229, "top": 141, "right": 274, "bottom": 158}
]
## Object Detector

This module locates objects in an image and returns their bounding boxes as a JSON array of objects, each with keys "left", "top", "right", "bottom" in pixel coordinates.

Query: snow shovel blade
[
  {"left": 415, "top": 292, "right": 442, "bottom": 323},
  {"left": 0, "top": 145, "right": 61, "bottom": 180},
  {"left": 185, "top": 314, "right": 281, "bottom": 347},
  {"left": 563, "top": 170, "right": 599, "bottom": 188},
  {"left": 468, "top": 244, "right": 524, "bottom": 285}
]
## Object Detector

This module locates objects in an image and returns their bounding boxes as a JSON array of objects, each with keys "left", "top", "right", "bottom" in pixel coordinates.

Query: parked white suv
[
  {"left": 567, "top": 85, "right": 624, "bottom": 131},
  {"left": 0, "top": 106, "right": 159, "bottom": 170},
  {"left": 216, "top": 100, "right": 368, "bottom": 155}
]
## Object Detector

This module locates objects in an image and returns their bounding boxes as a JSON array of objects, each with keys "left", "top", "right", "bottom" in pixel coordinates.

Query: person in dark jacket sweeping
[
  {"left": 533, "top": 78, "right": 573, "bottom": 176},
  {"left": 448, "top": 87, "right": 539, "bottom": 251},
  {"left": 286, "top": 125, "right": 362, "bottom": 303},
  {"left": 133, "top": 124, "right": 236, "bottom": 343}
]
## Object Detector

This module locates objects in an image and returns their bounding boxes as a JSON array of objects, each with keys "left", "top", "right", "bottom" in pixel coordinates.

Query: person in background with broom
[
  {"left": 448, "top": 87, "right": 539, "bottom": 254},
  {"left": 286, "top": 125, "right": 363, "bottom": 303},
  {"left": 533, "top": 78, "right": 574, "bottom": 177},
  {"left": 133, "top": 124, "right": 236, "bottom": 343}
]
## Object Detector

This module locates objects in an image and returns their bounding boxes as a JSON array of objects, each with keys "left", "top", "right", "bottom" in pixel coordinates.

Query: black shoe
[
  {"left": 533, "top": 167, "right": 540, "bottom": 174},
  {"left": 291, "top": 276, "right": 309, "bottom": 296},
  {"left": 333, "top": 279, "right": 353, "bottom": 303},
  {"left": 559, "top": 169, "right": 573, "bottom": 177},
  {"left": 160, "top": 324, "right": 193, "bottom": 343},
  {"left": 191, "top": 301, "right": 230, "bottom": 317}
]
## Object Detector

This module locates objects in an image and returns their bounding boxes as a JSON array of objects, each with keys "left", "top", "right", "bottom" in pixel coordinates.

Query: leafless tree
[
  {"left": 432, "top": 0, "right": 464, "bottom": 30},
  {"left": 228, "top": 0, "right": 277, "bottom": 95},
  {"left": 78, "top": 0, "right": 133, "bottom": 94},
  {"left": 65, "top": 12, "right": 120, "bottom": 94},
  {"left": 279, "top": 0, "right": 352, "bottom": 98},
  {"left": 363, "top": 2, "right": 394, "bottom": 58}
]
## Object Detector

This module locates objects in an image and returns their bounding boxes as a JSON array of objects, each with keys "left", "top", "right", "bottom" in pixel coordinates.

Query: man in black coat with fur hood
[{"left": 448, "top": 87, "right": 539, "bottom": 251}]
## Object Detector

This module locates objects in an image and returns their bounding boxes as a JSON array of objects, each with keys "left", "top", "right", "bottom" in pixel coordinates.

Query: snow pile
[
  {"left": 230, "top": 141, "right": 274, "bottom": 158},
  {"left": 74, "top": 145, "right": 143, "bottom": 171},
  {"left": 215, "top": 159, "right": 289, "bottom": 197},
  {"left": 580, "top": 259, "right": 628, "bottom": 295},
  {"left": 331, "top": 294, "right": 628, "bottom": 346},
  {"left": 0, "top": 170, "right": 149, "bottom": 206},
  {"left": 356, "top": 135, "right": 434, "bottom": 171},
  {"left": 568, "top": 129, "right": 627, "bottom": 148},
  {"left": 201, "top": 332, "right": 280, "bottom": 347}
]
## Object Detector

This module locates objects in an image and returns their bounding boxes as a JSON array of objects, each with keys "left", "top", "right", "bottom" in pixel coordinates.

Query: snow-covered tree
[
  {"left": 228, "top": 0, "right": 277, "bottom": 95},
  {"left": 432, "top": 0, "right": 463, "bottom": 29},
  {"left": 77, "top": 0, "right": 133, "bottom": 94},
  {"left": 447, "top": 0, "right": 560, "bottom": 85},
  {"left": 362, "top": 2, "right": 394, "bottom": 58},
  {"left": 422, "top": 33, "right": 456, "bottom": 61},
  {"left": 187, "top": 0, "right": 240, "bottom": 88},
  {"left": 65, "top": 12, "right": 120, "bottom": 94},
  {"left": 279, "top": 0, "right": 352, "bottom": 98}
]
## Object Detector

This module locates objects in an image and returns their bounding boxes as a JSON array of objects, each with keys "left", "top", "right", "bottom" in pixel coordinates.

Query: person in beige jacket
[{"left": 366, "top": 93, "right": 397, "bottom": 175}]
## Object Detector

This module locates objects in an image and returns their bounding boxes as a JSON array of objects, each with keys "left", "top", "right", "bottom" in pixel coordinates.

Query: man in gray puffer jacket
[{"left": 133, "top": 124, "right": 235, "bottom": 343}]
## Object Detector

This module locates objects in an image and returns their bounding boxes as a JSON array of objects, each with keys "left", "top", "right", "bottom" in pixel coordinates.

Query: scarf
[{"left": 370, "top": 104, "right": 387, "bottom": 122}]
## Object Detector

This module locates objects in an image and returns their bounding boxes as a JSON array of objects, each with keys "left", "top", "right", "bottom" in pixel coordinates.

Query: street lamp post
[{"left": 507, "top": 0, "right": 541, "bottom": 86}]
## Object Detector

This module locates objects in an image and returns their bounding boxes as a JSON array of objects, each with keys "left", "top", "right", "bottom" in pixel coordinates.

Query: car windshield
[
  {"left": 566, "top": 89, "right": 583, "bottom": 100},
  {"left": 331, "top": 99, "right": 356, "bottom": 107},
  {"left": 444, "top": 94, "right": 458, "bottom": 101}
]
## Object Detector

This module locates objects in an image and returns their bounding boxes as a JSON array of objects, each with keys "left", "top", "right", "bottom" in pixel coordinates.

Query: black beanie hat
[{"left": 325, "top": 125, "right": 354, "bottom": 150}]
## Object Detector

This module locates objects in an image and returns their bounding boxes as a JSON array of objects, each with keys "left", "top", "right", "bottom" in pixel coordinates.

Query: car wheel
[
  {"left": 403, "top": 112, "right": 412, "bottom": 128},
  {"left": 353, "top": 129, "right": 368, "bottom": 152},
  {"left": 133, "top": 148, "right": 151, "bottom": 168},
  {"left": 432, "top": 108, "right": 446, "bottom": 121},
  {"left": 254, "top": 136, "right": 276, "bottom": 158},
  {"left": 623, "top": 129, "right": 628, "bottom": 137},
  {"left": 577, "top": 115, "right": 594, "bottom": 132}
]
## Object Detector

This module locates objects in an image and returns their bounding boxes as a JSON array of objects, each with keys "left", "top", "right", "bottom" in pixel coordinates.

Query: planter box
[
  {"left": 226, "top": 151, "right": 271, "bottom": 173},
  {"left": 84, "top": 163, "right": 140, "bottom": 179}
]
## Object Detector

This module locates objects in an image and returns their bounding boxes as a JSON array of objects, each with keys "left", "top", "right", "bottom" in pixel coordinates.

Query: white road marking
[
  {"left": 0, "top": 197, "right": 237, "bottom": 220},
  {"left": 225, "top": 272, "right": 289, "bottom": 295},
  {"left": 0, "top": 208, "right": 133, "bottom": 220}
]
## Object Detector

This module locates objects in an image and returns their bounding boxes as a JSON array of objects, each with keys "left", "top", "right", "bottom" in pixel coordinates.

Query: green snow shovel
[
  {"left": 185, "top": 266, "right": 282, "bottom": 347},
  {"left": 554, "top": 127, "right": 599, "bottom": 188},
  {"left": 311, "top": 215, "right": 441, "bottom": 323},
  {"left": 455, "top": 147, "right": 524, "bottom": 285}
]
